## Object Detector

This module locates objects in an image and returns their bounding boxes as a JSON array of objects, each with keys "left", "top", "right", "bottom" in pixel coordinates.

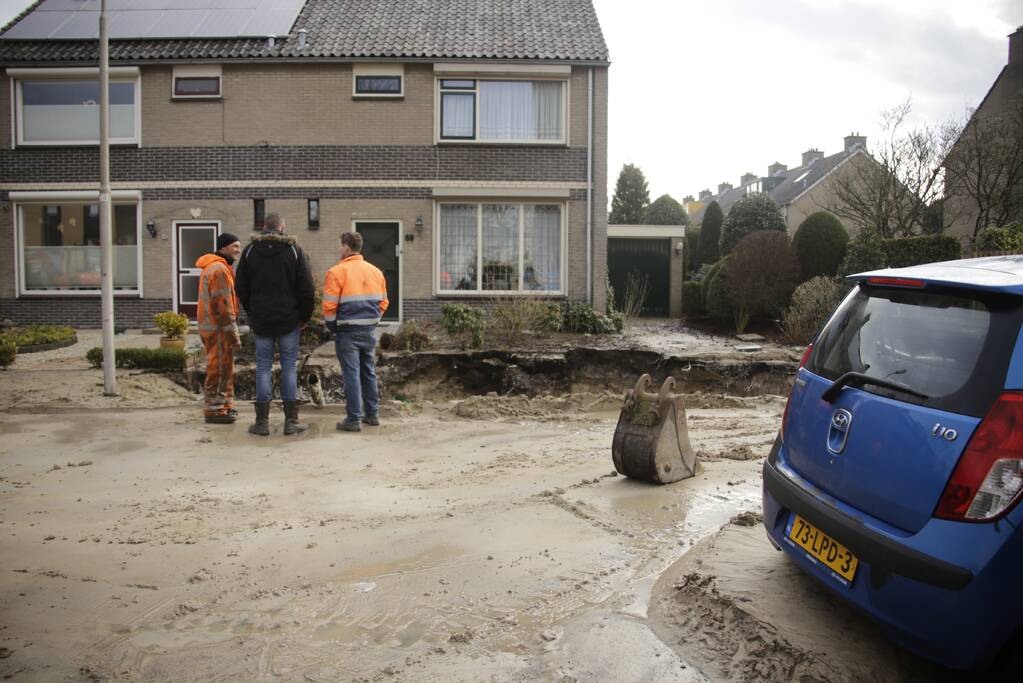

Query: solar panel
[{"left": 1, "top": 0, "right": 307, "bottom": 40}]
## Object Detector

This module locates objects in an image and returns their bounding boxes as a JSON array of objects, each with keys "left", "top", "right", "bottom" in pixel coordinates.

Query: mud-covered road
[{"left": 0, "top": 329, "right": 960, "bottom": 681}]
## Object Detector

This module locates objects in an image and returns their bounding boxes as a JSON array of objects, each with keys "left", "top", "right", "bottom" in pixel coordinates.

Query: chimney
[
  {"left": 740, "top": 172, "right": 757, "bottom": 186},
  {"left": 802, "top": 148, "right": 824, "bottom": 166},
  {"left": 768, "top": 162, "right": 787, "bottom": 177},
  {"left": 683, "top": 195, "right": 695, "bottom": 204},
  {"left": 844, "top": 132, "right": 867, "bottom": 153},
  {"left": 1010, "top": 26, "right": 1022, "bottom": 65},
  {"left": 698, "top": 189, "right": 712, "bottom": 201},
  {"left": 717, "top": 182, "right": 733, "bottom": 195},
  {"left": 297, "top": 28, "right": 308, "bottom": 50}
]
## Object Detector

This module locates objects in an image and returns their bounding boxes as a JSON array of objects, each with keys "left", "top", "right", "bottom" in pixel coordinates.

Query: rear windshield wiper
[{"left": 821, "top": 371, "right": 930, "bottom": 403}]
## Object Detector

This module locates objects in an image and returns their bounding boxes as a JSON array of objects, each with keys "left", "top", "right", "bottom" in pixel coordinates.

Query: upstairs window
[
  {"left": 355, "top": 76, "right": 401, "bottom": 95},
  {"left": 172, "top": 64, "right": 222, "bottom": 100},
  {"left": 439, "top": 79, "right": 565, "bottom": 143},
  {"left": 352, "top": 64, "right": 404, "bottom": 98},
  {"left": 10, "top": 68, "right": 140, "bottom": 146}
]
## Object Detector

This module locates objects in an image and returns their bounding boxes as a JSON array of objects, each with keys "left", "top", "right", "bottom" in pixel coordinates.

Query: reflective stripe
[
  {"left": 199, "top": 287, "right": 233, "bottom": 301},
  {"left": 324, "top": 314, "right": 337, "bottom": 322},
  {"left": 322, "top": 293, "right": 341, "bottom": 303},
  {"left": 338, "top": 317, "right": 380, "bottom": 326},
  {"left": 198, "top": 322, "right": 220, "bottom": 332},
  {"left": 339, "top": 293, "right": 383, "bottom": 303}
]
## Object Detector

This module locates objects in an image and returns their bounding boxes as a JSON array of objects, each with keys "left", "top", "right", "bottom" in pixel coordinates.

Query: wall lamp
[
  {"left": 146, "top": 219, "right": 158, "bottom": 238},
  {"left": 675, "top": 241, "right": 685, "bottom": 255},
  {"left": 414, "top": 216, "right": 424, "bottom": 234}
]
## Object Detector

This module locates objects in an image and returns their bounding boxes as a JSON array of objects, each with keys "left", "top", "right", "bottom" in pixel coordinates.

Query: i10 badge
[{"left": 827, "top": 409, "right": 853, "bottom": 455}]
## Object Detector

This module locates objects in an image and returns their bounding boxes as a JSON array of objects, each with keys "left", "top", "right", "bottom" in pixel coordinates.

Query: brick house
[{"left": 0, "top": 0, "right": 609, "bottom": 327}]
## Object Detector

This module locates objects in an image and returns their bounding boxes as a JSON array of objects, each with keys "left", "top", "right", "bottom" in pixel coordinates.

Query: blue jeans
[
  {"left": 335, "top": 326, "right": 379, "bottom": 423},
  {"left": 254, "top": 327, "right": 301, "bottom": 403}
]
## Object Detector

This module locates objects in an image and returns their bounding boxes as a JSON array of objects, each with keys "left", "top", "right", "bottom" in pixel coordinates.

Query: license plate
[{"left": 785, "top": 514, "right": 859, "bottom": 585}]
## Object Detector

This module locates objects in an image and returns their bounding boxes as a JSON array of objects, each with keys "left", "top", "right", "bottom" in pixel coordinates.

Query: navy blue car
[{"left": 763, "top": 256, "right": 1023, "bottom": 670}]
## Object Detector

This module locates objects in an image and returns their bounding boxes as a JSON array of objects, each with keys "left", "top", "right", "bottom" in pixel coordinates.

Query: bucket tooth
[{"left": 611, "top": 374, "right": 700, "bottom": 484}]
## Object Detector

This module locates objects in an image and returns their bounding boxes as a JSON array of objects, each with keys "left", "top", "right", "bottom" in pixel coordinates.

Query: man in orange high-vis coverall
[
  {"left": 323, "top": 231, "right": 388, "bottom": 432},
  {"left": 197, "top": 233, "right": 242, "bottom": 424}
]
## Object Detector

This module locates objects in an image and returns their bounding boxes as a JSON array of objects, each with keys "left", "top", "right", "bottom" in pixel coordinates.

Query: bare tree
[
  {"left": 824, "top": 100, "right": 948, "bottom": 238},
  {"left": 942, "top": 94, "right": 1023, "bottom": 238}
]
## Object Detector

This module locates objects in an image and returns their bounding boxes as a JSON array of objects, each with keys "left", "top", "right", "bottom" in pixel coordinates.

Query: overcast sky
[{"left": 2, "top": 0, "right": 1021, "bottom": 203}]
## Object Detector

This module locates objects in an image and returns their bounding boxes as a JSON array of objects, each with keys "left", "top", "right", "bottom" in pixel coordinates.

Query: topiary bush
[
  {"left": 726, "top": 231, "right": 799, "bottom": 333},
  {"left": 700, "top": 258, "right": 728, "bottom": 309},
  {"left": 839, "top": 226, "right": 888, "bottom": 276},
  {"left": 560, "top": 300, "right": 621, "bottom": 334},
  {"left": 793, "top": 212, "right": 849, "bottom": 281},
  {"left": 86, "top": 347, "right": 186, "bottom": 370},
  {"left": 704, "top": 259, "right": 733, "bottom": 323},
  {"left": 441, "top": 303, "right": 486, "bottom": 349},
  {"left": 781, "top": 277, "right": 850, "bottom": 345},
  {"left": 882, "top": 235, "right": 961, "bottom": 268},
  {"left": 0, "top": 335, "right": 16, "bottom": 369},
  {"left": 975, "top": 222, "right": 1023, "bottom": 253},
  {"left": 698, "top": 201, "right": 724, "bottom": 265},
  {"left": 681, "top": 281, "right": 703, "bottom": 316},
  {"left": 719, "top": 193, "right": 787, "bottom": 255}
]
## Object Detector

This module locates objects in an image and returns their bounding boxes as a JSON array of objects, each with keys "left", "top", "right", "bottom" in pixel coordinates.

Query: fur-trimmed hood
[{"left": 249, "top": 231, "right": 297, "bottom": 246}]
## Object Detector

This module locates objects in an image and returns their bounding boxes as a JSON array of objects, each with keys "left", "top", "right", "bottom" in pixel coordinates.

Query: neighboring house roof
[
  {"left": 946, "top": 60, "right": 1023, "bottom": 160},
  {"left": 692, "top": 147, "right": 863, "bottom": 225},
  {"left": 0, "top": 0, "right": 610, "bottom": 65}
]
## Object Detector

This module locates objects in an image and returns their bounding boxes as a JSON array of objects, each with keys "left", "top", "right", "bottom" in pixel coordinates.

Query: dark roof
[{"left": 0, "top": 0, "right": 610, "bottom": 65}]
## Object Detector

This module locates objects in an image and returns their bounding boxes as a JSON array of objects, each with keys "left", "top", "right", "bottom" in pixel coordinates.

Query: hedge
[
  {"left": 882, "top": 235, "right": 961, "bottom": 268},
  {"left": 2, "top": 325, "right": 76, "bottom": 349},
  {"left": 792, "top": 212, "right": 849, "bottom": 280},
  {"left": 681, "top": 281, "right": 703, "bottom": 316},
  {"left": 86, "top": 347, "right": 186, "bottom": 371}
]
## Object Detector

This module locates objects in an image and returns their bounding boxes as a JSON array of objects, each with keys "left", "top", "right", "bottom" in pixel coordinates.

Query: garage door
[{"left": 607, "top": 238, "right": 670, "bottom": 317}]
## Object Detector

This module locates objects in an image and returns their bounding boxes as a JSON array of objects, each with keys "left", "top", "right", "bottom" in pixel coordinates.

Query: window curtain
[
  {"left": 482, "top": 205, "right": 519, "bottom": 290},
  {"left": 480, "top": 81, "right": 562, "bottom": 141},
  {"left": 523, "top": 206, "right": 561, "bottom": 291},
  {"left": 441, "top": 93, "right": 474, "bottom": 138},
  {"left": 439, "top": 204, "right": 478, "bottom": 290},
  {"left": 532, "top": 82, "right": 562, "bottom": 140}
]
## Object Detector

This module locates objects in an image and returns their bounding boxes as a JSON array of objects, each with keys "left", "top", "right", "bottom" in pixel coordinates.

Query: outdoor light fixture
[
  {"left": 675, "top": 241, "right": 684, "bottom": 255},
  {"left": 146, "top": 220, "right": 158, "bottom": 238},
  {"left": 414, "top": 216, "right": 424, "bottom": 234}
]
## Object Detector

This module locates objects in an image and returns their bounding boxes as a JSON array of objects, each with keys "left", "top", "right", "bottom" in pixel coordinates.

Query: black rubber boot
[
  {"left": 283, "top": 400, "right": 308, "bottom": 435},
  {"left": 248, "top": 401, "right": 271, "bottom": 436}
]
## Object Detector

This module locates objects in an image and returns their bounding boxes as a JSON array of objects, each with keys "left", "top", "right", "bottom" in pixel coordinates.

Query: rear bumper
[{"left": 763, "top": 456, "right": 972, "bottom": 590}]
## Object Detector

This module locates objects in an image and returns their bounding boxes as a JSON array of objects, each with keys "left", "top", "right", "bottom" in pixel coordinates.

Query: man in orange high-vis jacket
[
  {"left": 197, "top": 233, "right": 242, "bottom": 424},
  {"left": 323, "top": 231, "right": 388, "bottom": 432}
]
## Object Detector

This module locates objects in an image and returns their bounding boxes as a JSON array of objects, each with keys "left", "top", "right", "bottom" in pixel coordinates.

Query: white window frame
[
  {"left": 12, "top": 190, "right": 144, "bottom": 297},
  {"left": 352, "top": 63, "right": 404, "bottom": 99},
  {"left": 433, "top": 200, "right": 567, "bottom": 296},
  {"left": 7, "top": 67, "right": 142, "bottom": 147},
  {"left": 434, "top": 77, "right": 568, "bottom": 145},
  {"left": 171, "top": 64, "right": 222, "bottom": 100}
]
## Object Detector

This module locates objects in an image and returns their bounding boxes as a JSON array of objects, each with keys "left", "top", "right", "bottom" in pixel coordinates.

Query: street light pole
[{"left": 99, "top": 0, "right": 116, "bottom": 395}]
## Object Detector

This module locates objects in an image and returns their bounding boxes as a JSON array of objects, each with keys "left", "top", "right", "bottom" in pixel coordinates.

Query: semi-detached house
[{"left": 0, "top": 0, "right": 609, "bottom": 327}]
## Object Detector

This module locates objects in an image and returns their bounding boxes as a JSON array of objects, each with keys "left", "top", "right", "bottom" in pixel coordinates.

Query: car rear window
[{"left": 807, "top": 284, "right": 1023, "bottom": 417}]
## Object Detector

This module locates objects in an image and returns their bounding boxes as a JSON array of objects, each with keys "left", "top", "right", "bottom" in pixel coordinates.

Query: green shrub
[
  {"left": 781, "top": 277, "right": 849, "bottom": 345},
  {"left": 441, "top": 303, "right": 486, "bottom": 349},
  {"left": 704, "top": 261, "right": 733, "bottom": 323},
  {"left": 0, "top": 335, "right": 16, "bottom": 369},
  {"left": 700, "top": 258, "right": 728, "bottom": 308},
  {"left": 681, "top": 281, "right": 703, "bottom": 316},
  {"left": 882, "top": 235, "right": 961, "bottom": 268},
  {"left": 793, "top": 212, "right": 849, "bottom": 281},
  {"left": 686, "top": 228, "right": 701, "bottom": 274},
  {"left": 1, "top": 325, "right": 75, "bottom": 349},
  {"left": 86, "top": 347, "right": 186, "bottom": 370},
  {"left": 720, "top": 193, "right": 787, "bottom": 255},
  {"left": 698, "top": 201, "right": 723, "bottom": 265},
  {"left": 387, "top": 319, "right": 432, "bottom": 352},
  {"left": 839, "top": 226, "right": 888, "bottom": 276},
  {"left": 153, "top": 311, "right": 189, "bottom": 339},
  {"left": 560, "top": 300, "right": 621, "bottom": 334},
  {"left": 489, "top": 298, "right": 562, "bottom": 342},
  {"left": 726, "top": 231, "right": 799, "bottom": 333},
  {"left": 975, "top": 222, "right": 1023, "bottom": 253}
]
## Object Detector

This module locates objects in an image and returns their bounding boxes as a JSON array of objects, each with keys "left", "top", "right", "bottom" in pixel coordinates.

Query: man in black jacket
[{"left": 235, "top": 212, "right": 315, "bottom": 436}]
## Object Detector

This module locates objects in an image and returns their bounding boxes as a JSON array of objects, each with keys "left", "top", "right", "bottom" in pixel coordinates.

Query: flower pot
[{"left": 160, "top": 336, "right": 186, "bottom": 350}]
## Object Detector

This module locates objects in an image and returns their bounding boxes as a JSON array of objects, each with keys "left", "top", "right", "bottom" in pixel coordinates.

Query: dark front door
[
  {"left": 355, "top": 222, "right": 400, "bottom": 322},
  {"left": 607, "top": 238, "right": 671, "bottom": 317}
]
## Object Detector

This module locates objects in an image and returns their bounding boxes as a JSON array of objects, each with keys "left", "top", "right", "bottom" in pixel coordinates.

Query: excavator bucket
[{"left": 612, "top": 374, "right": 700, "bottom": 484}]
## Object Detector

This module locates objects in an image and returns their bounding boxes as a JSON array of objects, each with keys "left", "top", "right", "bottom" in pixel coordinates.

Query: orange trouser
[{"left": 201, "top": 331, "right": 235, "bottom": 417}]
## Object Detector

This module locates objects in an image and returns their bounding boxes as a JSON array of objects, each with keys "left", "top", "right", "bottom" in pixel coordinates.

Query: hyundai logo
[{"left": 827, "top": 409, "right": 853, "bottom": 455}]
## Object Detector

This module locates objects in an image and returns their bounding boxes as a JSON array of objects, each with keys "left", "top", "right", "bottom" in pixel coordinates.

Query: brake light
[
  {"left": 866, "top": 276, "right": 925, "bottom": 288},
  {"left": 781, "top": 344, "right": 813, "bottom": 438},
  {"left": 935, "top": 392, "right": 1023, "bottom": 521}
]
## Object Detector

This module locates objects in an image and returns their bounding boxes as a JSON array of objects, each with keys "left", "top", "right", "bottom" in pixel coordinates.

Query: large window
[
  {"left": 18, "top": 202, "right": 140, "bottom": 293},
  {"left": 439, "top": 79, "right": 565, "bottom": 143},
  {"left": 438, "top": 203, "right": 563, "bottom": 294},
  {"left": 13, "top": 70, "right": 140, "bottom": 145}
]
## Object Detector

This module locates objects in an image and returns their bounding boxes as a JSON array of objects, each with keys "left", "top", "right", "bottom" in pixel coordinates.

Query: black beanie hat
[{"left": 216, "top": 232, "right": 240, "bottom": 252}]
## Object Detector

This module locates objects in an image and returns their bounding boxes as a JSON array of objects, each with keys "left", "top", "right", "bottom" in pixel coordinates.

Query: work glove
[{"left": 325, "top": 320, "right": 338, "bottom": 335}]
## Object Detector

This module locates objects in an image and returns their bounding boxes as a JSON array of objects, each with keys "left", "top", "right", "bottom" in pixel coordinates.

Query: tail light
[
  {"left": 935, "top": 392, "right": 1023, "bottom": 521},
  {"left": 781, "top": 344, "right": 813, "bottom": 438}
]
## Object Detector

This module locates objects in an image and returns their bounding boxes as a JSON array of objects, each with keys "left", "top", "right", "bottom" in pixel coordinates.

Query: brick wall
[{"left": 0, "top": 297, "right": 172, "bottom": 328}]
